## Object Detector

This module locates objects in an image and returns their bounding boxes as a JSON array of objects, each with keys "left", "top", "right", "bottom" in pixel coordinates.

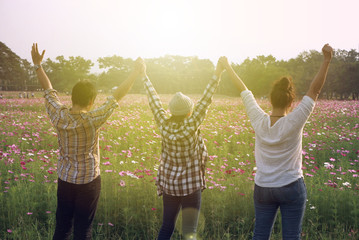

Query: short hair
[
  {"left": 71, "top": 80, "right": 97, "bottom": 107},
  {"left": 270, "top": 77, "right": 296, "bottom": 108}
]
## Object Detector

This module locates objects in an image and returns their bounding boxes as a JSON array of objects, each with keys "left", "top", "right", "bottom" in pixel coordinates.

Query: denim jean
[
  {"left": 157, "top": 190, "right": 201, "bottom": 240},
  {"left": 253, "top": 178, "right": 307, "bottom": 240},
  {"left": 53, "top": 176, "right": 101, "bottom": 240}
]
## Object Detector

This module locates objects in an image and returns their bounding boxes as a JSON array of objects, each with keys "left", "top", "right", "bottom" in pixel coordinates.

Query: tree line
[{"left": 1, "top": 41, "right": 358, "bottom": 99}]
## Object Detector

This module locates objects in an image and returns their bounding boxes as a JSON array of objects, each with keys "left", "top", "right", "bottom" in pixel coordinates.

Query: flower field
[{"left": 0, "top": 93, "right": 358, "bottom": 240}]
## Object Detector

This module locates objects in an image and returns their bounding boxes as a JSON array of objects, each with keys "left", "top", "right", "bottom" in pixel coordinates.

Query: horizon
[{"left": 1, "top": 0, "right": 359, "bottom": 71}]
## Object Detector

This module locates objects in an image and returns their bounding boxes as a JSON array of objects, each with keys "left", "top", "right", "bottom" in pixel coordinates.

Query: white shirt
[{"left": 241, "top": 90, "right": 315, "bottom": 187}]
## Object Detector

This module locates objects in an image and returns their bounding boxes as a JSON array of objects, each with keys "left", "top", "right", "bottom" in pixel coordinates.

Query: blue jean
[
  {"left": 157, "top": 190, "right": 201, "bottom": 240},
  {"left": 253, "top": 178, "right": 307, "bottom": 240},
  {"left": 53, "top": 176, "right": 101, "bottom": 240}
]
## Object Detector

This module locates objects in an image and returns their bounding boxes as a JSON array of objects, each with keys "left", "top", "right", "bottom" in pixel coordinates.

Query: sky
[{"left": 1, "top": 0, "right": 359, "bottom": 71}]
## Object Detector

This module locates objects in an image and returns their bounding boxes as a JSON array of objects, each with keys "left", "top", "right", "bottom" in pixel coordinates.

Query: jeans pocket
[
  {"left": 277, "top": 179, "right": 305, "bottom": 204},
  {"left": 254, "top": 184, "right": 268, "bottom": 204}
]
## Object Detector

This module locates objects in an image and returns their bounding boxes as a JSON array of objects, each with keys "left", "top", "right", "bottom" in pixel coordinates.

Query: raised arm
[
  {"left": 112, "top": 58, "right": 142, "bottom": 101},
  {"left": 220, "top": 56, "right": 248, "bottom": 93},
  {"left": 189, "top": 58, "right": 224, "bottom": 126},
  {"left": 139, "top": 59, "right": 167, "bottom": 125},
  {"left": 306, "top": 44, "right": 333, "bottom": 101},
  {"left": 31, "top": 43, "right": 52, "bottom": 90}
]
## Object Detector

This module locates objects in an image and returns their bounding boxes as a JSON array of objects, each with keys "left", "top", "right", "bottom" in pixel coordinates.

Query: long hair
[{"left": 270, "top": 77, "right": 296, "bottom": 108}]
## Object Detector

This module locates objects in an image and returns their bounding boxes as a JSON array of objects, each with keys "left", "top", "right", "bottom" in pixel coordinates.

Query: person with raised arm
[
  {"left": 137, "top": 57, "right": 224, "bottom": 240},
  {"left": 31, "top": 43, "right": 142, "bottom": 240},
  {"left": 221, "top": 44, "right": 333, "bottom": 240}
]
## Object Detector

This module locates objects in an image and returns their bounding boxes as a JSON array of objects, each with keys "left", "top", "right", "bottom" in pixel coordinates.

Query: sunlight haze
[{"left": 1, "top": 0, "right": 358, "bottom": 68}]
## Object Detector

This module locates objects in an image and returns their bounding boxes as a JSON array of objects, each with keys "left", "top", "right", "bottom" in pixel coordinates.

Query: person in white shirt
[{"left": 220, "top": 44, "right": 333, "bottom": 240}]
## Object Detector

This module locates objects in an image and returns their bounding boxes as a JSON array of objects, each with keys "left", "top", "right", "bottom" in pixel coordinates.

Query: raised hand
[
  {"left": 322, "top": 44, "right": 333, "bottom": 62},
  {"left": 219, "top": 56, "right": 230, "bottom": 70},
  {"left": 134, "top": 57, "right": 146, "bottom": 76},
  {"left": 31, "top": 43, "right": 45, "bottom": 65},
  {"left": 214, "top": 57, "right": 225, "bottom": 77},
  {"left": 306, "top": 44, "right": 333, "bottom": 101}
]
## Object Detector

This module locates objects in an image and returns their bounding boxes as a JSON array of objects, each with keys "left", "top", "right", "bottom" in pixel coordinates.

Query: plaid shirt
[
  {"left": 44, "top": 89, "right": 119, "bottom": 184},
  {"left": 143, "top": 75, "right": 220, "bottom": 196}
]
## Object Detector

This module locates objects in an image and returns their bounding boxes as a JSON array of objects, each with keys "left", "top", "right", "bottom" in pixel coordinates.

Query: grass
[{"left": 0, "top": 93, "right": 358, "bottom": 239}]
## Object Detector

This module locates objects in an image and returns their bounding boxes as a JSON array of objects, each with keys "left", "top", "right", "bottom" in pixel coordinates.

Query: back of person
[
  {"left": 45, "top": 88, "right": 119, "bottom": 184},
  {"left": 141, "top": 59, "right": 224, "bottom": 240},
  {"left": 160, "top": 119, "right": 203, "bottom": 166},
  {"left": 54, "top": 111, "right": 100, "bottom": 183},
  {"left": 32, "top": 43, "right": 142, "bottom": 240},
  {"left": 220, "top": 44, "right": 333, "bottom": 240},
  {"left": 243, "top": 94, "right": 315, "bottom": 187}
]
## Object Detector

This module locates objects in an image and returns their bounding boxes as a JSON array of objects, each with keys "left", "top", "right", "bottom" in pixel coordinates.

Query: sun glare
[{"left": 140, "top": 1, "right": 203, "bottom": 56}]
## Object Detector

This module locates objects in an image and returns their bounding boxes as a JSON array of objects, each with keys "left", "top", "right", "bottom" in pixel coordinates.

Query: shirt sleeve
[
  {"left": 188, "top": 75, "right": 220, "bottom": 129},
  {"left": 240, "top": 90, "right": 267, "bottom": 130},
  {"left": 87, "top": 95, "right": 119, "bottom": 128},
  {"left": 142, "top": 76, "right": 167, "bottom": 126},
  {"left": 44, "top": 89, "right": 66, "bottom": 125},
  {"left": 286, "top": 95, "right": 315, "bottom": 128}
]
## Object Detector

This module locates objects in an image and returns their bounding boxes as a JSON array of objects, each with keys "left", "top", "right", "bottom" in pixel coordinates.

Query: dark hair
[
  {"left": 168, "top": 114, "right": 188, "bottom": 123},
  {"left": 71, "top": 80, "right": 97, "bottom": 107},
  {"left": 270, "top": 77, "right": 295, "bottom": 108}
]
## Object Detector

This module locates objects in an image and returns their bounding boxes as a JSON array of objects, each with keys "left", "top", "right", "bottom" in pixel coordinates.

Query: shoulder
[
  {"left": 294, "top": 96, "right": 315, "bottom": 112},
  {"left": 302, "top": 95, "right": 315, "bottom": 105},
  {"left": 44, "top": 88, "right": 58, "bottom": 97}
]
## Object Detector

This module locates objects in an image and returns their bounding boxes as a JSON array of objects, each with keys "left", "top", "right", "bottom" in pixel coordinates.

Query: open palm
[{"left": 31, "top": 43, "right": 45, "bottom": 65}]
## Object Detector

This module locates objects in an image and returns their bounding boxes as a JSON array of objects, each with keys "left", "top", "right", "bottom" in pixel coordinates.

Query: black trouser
[
  {"left": 53, "top": 176, "right": 101, "bottom": 240},
  {"left": 157, "top": 190, "right": 202, "bottom": 240}
]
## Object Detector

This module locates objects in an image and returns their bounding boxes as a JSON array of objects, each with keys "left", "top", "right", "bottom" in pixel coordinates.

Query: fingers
[
  {"left": 31, "top": 43, "right": 45, "bottom": 64},
  {"left": 134, "top": 57, "right": 146, "bottom": 75},
  {"left": 41, "top": 50, "right": 46, "bottom": 59},
  {"left": 322, "top": 43, "right": 333, "bottom": 52},
  {"left": 31, "top": 43, "right": 36, "bottom": 55},
  {"left": 135, "top": 57, "right": 144, "bottom": 64},
  {"left": 219, "top": 56, "right": 228, "bottom": 64}
]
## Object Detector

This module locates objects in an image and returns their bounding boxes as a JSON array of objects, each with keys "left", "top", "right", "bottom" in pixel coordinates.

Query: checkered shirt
[
  {"left": 44, "top": 89, "right": 119, "bottom": 184},
  {"left": 143, "top": 75, "right": 220, "bottom": 196}
]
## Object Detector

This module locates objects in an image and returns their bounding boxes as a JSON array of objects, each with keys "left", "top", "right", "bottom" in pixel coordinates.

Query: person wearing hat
[{"left": 138, "top": 58, "right": 224, "bottom": 240}]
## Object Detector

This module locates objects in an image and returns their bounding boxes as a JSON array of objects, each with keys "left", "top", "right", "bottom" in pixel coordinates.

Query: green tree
[
  {"left": 43, "top": 56, "right": 93, "bottom": 92},
  {"left": 0, "top": 42, "right": 29, "bottom": 91},
  {"left": 97, "top": 55, "right": 134, "bottom": 92}
]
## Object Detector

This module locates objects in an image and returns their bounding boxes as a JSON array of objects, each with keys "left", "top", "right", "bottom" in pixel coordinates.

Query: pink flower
[
  {"left": 7, "top": 229, "right": 12, "bottom": 233},
  {"left": 108, "top": 222, "right": 114, "bottom": 226},
  {"left": 151, "top": 208, "right": 157, "bottom": 211},
  {"left": 27, "top": 212, "right": 33, "bottom": 215},
  {"left": 119, "top": 180, "right": 126, "bottom": 187}
]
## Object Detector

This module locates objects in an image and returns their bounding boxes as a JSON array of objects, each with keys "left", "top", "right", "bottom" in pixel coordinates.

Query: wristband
[{"left": 34, "top": 64, "right": 42, "bottom": 71}]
